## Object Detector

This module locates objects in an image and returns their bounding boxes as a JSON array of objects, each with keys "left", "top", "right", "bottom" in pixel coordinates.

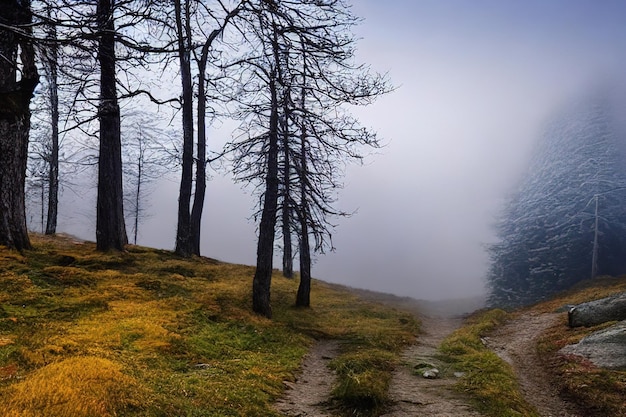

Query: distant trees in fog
[{"left": 488, "top": 89, "right": 626, "bottom": 308}]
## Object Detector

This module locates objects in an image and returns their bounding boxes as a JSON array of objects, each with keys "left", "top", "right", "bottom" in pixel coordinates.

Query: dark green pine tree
[{"left": 488, "top": 89, "right": 626, "bottom": 308}]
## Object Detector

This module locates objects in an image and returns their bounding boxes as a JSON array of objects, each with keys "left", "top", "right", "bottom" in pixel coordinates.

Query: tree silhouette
[
  {"left": 0, "top": 0, "right": 38, "bottom": 251},
  {"left": 224, "top": 0, "right": 390, "bottom": 316}
]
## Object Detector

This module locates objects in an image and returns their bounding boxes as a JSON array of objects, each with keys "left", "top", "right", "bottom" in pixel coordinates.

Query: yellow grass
[
  {"left": 0, "top": 357, "right": 146, "bottom": 417},
  {"left": 439, "top": 309, "right": 539, "bottom": 417},
  {"left": 0, "top": 234, "right": 418, "bottom": 416}
]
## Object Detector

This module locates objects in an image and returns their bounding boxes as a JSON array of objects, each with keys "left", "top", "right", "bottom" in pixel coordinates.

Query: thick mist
[{"left": 55, "top": 0, "right": 626, "bottom": 302}]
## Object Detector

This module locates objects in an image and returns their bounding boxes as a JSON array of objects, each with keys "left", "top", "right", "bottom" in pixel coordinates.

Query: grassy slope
[
  {"left": 0, "top": 235, "right": 418, "bottom": 417},
  {"left": 439, "top": 276, "right": 626, "bottom": 417}
]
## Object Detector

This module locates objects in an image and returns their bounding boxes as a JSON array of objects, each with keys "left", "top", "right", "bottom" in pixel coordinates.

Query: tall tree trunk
[
  {"left": 281, "top": 101, "right": 293, "bottom": 278},
  {"left": 253, "top": 76, "right": 280, "bottom": 318},
  {"left": 174, "top": 0, "right": 194, "bottom": 257},
  {"left": 190, "top": 42, "right": 210, "bottom": 257},
  {"left": 296, "top": 108, "right": 311, "bottom": 307},
  {"left": 96, "top": 0, "right": 128, "bottom": 251},
  {"left": 0, "top": 0, "right": 38, "bottom": 251},
  {"left": 296, "top": 213, "right": 312, "bottom": 307},
  {"left": 40, "top": 179, "right": 45, "bottom": 232},
  {"left": 189, "top": 4, "right": 244, "bottom": 256},
  {"left": 45, "top": 21, "right": 59, "bottom": 235},
  {"left": 132, "top": 141, "right": 143, "bottom": 245}
]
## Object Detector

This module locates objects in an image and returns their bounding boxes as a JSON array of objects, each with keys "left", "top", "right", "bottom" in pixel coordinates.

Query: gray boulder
[
  {"left": 559, "top": 320, "right": 626, "bottom": 370},
  {"left": 568, "top": 292, "right": 626, "bottom": 327}
]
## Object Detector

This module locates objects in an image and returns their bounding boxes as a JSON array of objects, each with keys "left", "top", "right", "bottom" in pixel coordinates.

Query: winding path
[
  {"left": 274, "top": 298, "right": 585, "bottom": 417},
  {"left": 274, "top": 298, "right": 483, "bottom": 417},
  {"left": 486, "top": 312, "right": 585, "bottom": 417}
]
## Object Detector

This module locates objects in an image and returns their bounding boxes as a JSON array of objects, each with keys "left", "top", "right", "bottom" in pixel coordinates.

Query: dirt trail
[
  {"left": 274, "top": 298, "right": 483, "bottom": 417},
  {"left": 274, "top": 340, "right": 339, "bottom": 416},
  {"left": 274, "top": 297, "right": 584, "bottom": 417},
  {"left": 379, "top": 313, "right": 483, "bottom": 417},
  {"left": 486, "top": 312, "right": 584, "bottom": 417}
]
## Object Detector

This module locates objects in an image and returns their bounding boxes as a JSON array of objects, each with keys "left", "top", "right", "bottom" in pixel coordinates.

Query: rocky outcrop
[
  {"left": 559, "top": 320, "right": 626, "bottom": 370},
  {"left": 567, "top": 292, "right": 626, "bottom": 327}
]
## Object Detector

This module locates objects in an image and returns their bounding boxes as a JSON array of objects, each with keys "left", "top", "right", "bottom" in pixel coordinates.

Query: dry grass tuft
[
  {"left": 0, "top": 356, "right": 146, "bottom": 417},
  {"left": 439, "top": 309, "right": 540, "bottom": 417},
  {"left": 534, "top": 275, "right": 626, "bottom": 313}
]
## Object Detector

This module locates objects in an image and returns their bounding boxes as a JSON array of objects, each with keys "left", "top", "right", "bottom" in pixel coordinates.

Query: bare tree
[
  {"left": 40, "top": 5, "right": 60, "bottom": 235},
  {"left": 122, "top": 110, "right": 175, "bottom": 245},
  {"left": 0, "top": 0, "right": 39, "bottom": 250},
  {"left": 172, "top": 0, "right": 245, "bottom": 257},
  {"left": 225, "top": 0, "right": 390, "bottom": 315}
]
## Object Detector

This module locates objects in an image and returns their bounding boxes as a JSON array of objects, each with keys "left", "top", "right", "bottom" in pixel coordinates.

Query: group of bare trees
[{"left": 0, "top": 0, "right": 388, "bottom": 318}]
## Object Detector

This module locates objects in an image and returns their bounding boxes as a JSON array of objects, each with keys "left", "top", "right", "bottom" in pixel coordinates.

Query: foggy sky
[{"left": 58, "top": 0, "right": 626, "bottom": 301}]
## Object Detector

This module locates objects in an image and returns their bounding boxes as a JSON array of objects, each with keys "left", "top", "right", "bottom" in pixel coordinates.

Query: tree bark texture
[
  {"left": 132, "top": 143, "right": 143, "bottom": 245},
  {"left": 0, "top": 0, "right": 37, "bottom": 251},
  {"left": 45, "top": 23, "right": 59, "bottom": 235},
  {"left": 296, "top": 116, "right": 311, "bottom": 307},
  {"left": 253, "top": 77, "right": 280, "bottom": 318},
  {"left": 296, "top": 216, "right": 312, "bottom": 307},
  {"left": 96, "top": 0, "right": 128, "bottom": 251},
  {"left": 190, "top": 41, "right": 210, "bottom": 257},
  {"left": 281, "top": 108, "right": 293, "bottom": 278},
  {"left": 174, "top": 0, "right": 195, "bottom": 257}
]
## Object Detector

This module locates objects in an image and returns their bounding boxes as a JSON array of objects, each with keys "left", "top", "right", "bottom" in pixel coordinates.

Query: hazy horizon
[{"left": 46, "top": 0, "right": 626, "bottom": 301}]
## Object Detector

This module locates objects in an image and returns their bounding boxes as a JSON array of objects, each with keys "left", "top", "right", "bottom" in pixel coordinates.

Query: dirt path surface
[
  {"left": 485, "top": 312, "right": 584, "bottom": 417},
  {"left": 274, "top": 297, "right": 484, "bottom": 417},
  {"left": 379, "top": 313, "right": 483, "bottom": 417},
  {"left": 274, "top": 340, "right": 339, "bottom": 416},
  {"left": 275, "top": 296, "right": 585, "bottom": 417}
]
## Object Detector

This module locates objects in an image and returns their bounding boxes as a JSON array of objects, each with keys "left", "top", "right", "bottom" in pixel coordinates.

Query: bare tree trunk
[
  {"left": 190, "top": 42, "right": 210, "bottom": 257},
  {"left": 132, "top": 142, "right": 143, "bottom": 245},
  {"left": 174, "top": 0, "right": 194, "bottom": 257},
  {"left": 296, "top": 95, "right": 311, "bottom": 307},
  {"left": 591, "top": 194, "right": 599, "bottom": 278},
  {"left": 40, "top": 179, "right": 45, "bottom": 233},
  {"left": 188, "top": 4, "right": 243, "bottom": 256},
  {"left": 296, "top": 214, "right": 312, "bottom": 307},
  {"left": 96, "top": 0, "right": 128, "bottom": 251},
  {"left": 253, "top": 75, "right": 280, "bottom": 318},
  {"left": 281, "top": 101, "right": 294, "bottom": 278},
  {"left": 45, "top": 17, "right": 59, "bottom": 235},
  {"left": 0, "top": 0, "right": 38, "bottom": 251}
]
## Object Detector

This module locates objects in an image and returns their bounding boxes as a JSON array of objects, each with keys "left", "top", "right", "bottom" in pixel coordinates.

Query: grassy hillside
[
  {"left": 440, "top": 276, "right": 626, "bottom": 417},
  {"left": 0, "top": 234, "right": 418, "bottom": 417}
]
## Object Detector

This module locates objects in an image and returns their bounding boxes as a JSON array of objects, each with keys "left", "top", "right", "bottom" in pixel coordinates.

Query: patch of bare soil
[
  {"left": 380, "top": 313, "right": 483, "bottom": 417},
  {"left": 274, "top": 340, "right": 339, "bottom": 416},
  {"left": 485, "top": 312, "right": 585, "bottom": 417}
]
